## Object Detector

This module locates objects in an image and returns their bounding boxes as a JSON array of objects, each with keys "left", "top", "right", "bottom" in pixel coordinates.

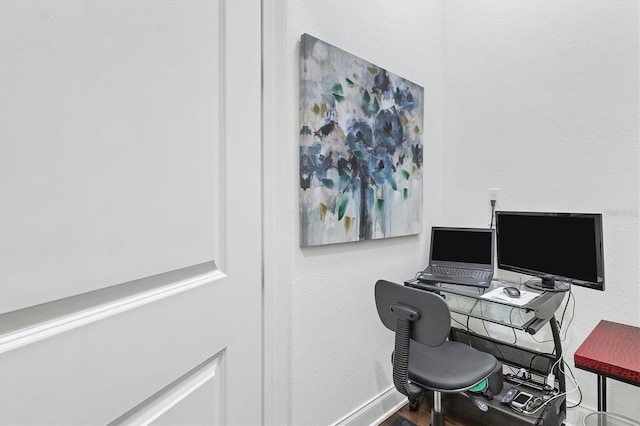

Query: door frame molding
[{"left": 262, "top": 0, "right": 291, "bottom": 424}]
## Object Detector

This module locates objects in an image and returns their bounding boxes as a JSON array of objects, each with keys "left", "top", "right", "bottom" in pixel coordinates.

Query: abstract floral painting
[{"left": 299, "top": 34, "right": 424, "bottom": 247}]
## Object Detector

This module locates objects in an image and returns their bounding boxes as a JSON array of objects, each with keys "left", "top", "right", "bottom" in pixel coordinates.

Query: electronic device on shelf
[
  {"left": 495, "top": 211, "right": 605, "bottom": 292},
  {"left": 510, "top": 391, "right": 534, "bottom": 411},
  {"left": 501, "top": 387, "right": 519, "bottom": 404}
]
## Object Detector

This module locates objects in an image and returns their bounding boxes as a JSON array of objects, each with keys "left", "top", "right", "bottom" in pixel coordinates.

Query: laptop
[{"left": 417, "top": 227, "right": 495, "bottom": 287}]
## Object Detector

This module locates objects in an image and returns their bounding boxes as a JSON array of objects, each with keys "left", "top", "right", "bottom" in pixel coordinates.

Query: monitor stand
[{"left": 524, "top": 275, "right": 570, "bottom": 292}]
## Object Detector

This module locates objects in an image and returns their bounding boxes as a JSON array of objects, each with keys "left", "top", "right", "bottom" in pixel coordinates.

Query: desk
[
  {"left": 405, "top": 279, "right": 565, "bottom": 333},
  {"left": 574, "top": 320, "right": 640, "bottom": 411},
  {"left": 405, "top": 279, "right": 568, "bottom": 425}
]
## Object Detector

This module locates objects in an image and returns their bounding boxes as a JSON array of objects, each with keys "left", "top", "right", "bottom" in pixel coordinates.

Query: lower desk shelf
[
  {"left": 445, "top": 327, "right": 566, "bottom": 425},
  {"left": 434, "top": 382, "right": 565, "bottom": 426}
]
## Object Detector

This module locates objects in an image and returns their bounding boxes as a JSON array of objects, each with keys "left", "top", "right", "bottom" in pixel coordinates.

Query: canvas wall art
[{"left": 299, "top": 33, "right": 424, "bottom": 247}]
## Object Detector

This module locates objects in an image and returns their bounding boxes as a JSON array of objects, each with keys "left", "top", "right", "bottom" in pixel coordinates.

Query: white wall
[
  {"left": 441, "top": 0, "right": 639, "bottom": 422},
  {"left": 281, "top": 1, "right": 444, "bottom": 424},
  {"left": 273, "top": 1, "right": 639, "bottom": 424}
]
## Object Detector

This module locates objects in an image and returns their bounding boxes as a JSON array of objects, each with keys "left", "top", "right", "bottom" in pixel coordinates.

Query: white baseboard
[{"left": 333, "top": 387, "right": 407, "bottom": 426}]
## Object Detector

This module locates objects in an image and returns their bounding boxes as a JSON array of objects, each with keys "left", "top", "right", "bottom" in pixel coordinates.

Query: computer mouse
[{"left": 503, "top": 286, "right": 521, "bottom": 298}]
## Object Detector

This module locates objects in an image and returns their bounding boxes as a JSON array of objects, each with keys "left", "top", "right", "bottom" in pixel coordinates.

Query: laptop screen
[{"left": 430, "top": 228, "right": 494, "bottom": 266}]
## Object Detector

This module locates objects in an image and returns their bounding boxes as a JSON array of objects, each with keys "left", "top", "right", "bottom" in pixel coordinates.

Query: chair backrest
[{"left": 375, "top": 279, "right": 450, "bottom": 347}]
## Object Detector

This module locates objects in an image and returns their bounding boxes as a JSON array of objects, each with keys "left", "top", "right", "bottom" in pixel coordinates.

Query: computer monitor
[{"left": 495, "top": 211, "right": 605, "bottom": 292}]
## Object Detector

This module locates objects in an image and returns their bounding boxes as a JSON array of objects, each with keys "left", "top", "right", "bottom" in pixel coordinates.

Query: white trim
[
  {"left": 108, "top": 352, "right": 224, "bottom": 426},
  {"left": 332, "top": 387, "right": 407, "bottom": 426},
  {"left": 213, "top": 0, "right": 227, "bottom": 271},
  {"left": 262, "top": 0, "right": 291, "bottom": 425},
  {"left": 0, "top": 262, "right": 225, "bottom": 354}
]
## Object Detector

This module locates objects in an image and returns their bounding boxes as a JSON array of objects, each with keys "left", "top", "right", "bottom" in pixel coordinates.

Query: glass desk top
[{"left": 404, "top": 279, "right": 566, "bottom": 333}]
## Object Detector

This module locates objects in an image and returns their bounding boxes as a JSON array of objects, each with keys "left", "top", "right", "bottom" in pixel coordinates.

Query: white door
[{"left": 0, "top": 1, "right": 262, "bottom": 425}]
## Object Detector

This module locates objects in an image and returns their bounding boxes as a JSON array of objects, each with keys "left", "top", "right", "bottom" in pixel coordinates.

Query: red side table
[{"left": 574, "top": 320, "right": 640, "bottom": 411}]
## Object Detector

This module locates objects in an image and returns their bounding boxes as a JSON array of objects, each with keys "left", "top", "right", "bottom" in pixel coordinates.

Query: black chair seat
[{"left": 408, "top": 339, "right": 498, "bottom": 392}]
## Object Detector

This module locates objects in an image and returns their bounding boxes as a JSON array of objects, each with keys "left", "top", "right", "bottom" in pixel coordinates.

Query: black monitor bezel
[{"left": 495, "top": 211, "right": 605, "bottom": 291}]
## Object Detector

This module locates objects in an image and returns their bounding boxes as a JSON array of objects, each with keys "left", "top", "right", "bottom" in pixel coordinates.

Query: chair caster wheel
[{"left": 409, "top": 399, "right": 420, "bottom": 411}]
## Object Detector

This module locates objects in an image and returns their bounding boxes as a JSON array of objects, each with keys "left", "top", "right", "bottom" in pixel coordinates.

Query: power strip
[{"left": 504, "top": 374, "right": 547, "bottom": 391}]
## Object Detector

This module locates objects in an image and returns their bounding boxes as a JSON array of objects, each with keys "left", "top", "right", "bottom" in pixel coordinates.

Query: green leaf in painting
[
  {"left": 332, "top": 83, "right": 343, "bottom": 95},
  {"left": 362, "top": 90, "right": 370, "bottom": 104},
  {"left": 338, "top": 196, "right": 349, "bottom": 220},
  {"left": 372, "top": 97, "right": 380, "bottom": 113},
  {"left": 321, "top": 179, "right": 335, "bottom": 189},
  {"left": 333, "top": 94, "right": 345, "bottom": 102},
  {"left": 401, "top": 170, "right": 410, "bottom": 180}
]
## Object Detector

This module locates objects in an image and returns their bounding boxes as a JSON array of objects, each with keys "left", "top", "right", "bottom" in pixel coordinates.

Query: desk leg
[{"left": 597, "top": 374, "right": 606, "bottom": 412}]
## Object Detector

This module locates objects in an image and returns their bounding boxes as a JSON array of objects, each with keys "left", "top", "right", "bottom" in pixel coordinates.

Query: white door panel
[
  {"left": 149, "top": 373, "right": 224, "bottom": 426},
  {"left": 0, "top": 0, "right": 221, "bottom": 313},
  {"left": 0, "top": 1, "right": 262, "bottom": 425},
  {"left": 0, "top": 282, "right": 226, "bottom": 425}
]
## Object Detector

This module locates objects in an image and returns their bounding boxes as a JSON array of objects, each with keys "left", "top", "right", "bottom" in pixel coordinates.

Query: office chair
[{"left": 375, "top": 280, "right": 500, "bottom": 426}]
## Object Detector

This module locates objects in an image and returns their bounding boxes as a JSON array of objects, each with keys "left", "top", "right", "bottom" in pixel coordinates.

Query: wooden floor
[{"left": 378, "top": 395, "right": 466, "bottom": 426}]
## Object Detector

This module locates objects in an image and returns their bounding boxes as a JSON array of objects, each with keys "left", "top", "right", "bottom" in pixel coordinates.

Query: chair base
[
  {"left": 406, "top": 391, "right": 446, "bottom": 426},
  {"left": 408, "top": 399, "right": 420, "bottom": 411},
  {"left": 431, "top": 391, "right": 444, "bottom": 426},
  {"left": 431, "top": 409, "right": 444, "bottom": 426}
]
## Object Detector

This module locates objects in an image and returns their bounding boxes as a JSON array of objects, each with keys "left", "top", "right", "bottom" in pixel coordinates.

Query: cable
[
  {"left": 562, "top": 360, "right": 583, "bottom": 408},
  {"left": 520, "top": 355, "right": 583, "bottom": 417},
  {"left": 558, "top": 288, "right": 573, "bottom": 328},
  {"left": 550, "top": 354, "right": 563, "bottom": 375},
  {"left": 508, "top": 307, "right": 520, "bottom": 331},
  {"left": 478, "top": 311, "right": 519, "bottom": 375},
  {"left": 560, "top": 292, "right": 576, "bottom": 342},
  {"left": 451, "top": 316, "right": 469, "bottom": 330},
  {"left": 462, "top": 298, "right": 495, "bottom": 351},
  {"left": 482, "top": 318, "right": 517, "bottom": 346},
  {"left": 513, "top": 370, "right": 581, "bottom": 418},
  {"left": 489, "top": 199, "right": 496, "bottom": 229}
]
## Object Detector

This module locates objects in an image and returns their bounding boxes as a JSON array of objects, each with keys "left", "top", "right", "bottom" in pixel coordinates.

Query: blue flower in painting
[
  {"left": 372, "top": 70, "right": 391, "bottom": 95},
  {"left": 300, "top": 144, "right": 333, "bottom": 190},
  {"left": 393, "top": 86, "right": 416, "bottom": 111},
  {"left": 374, "top": 107, "right": 404, "bottom": 153},
  {"left": 369, "top": 151, "right": 397, "bottom": 190},
  {"left": 345, "top": 117, "right": 374, "bottom": 155}
]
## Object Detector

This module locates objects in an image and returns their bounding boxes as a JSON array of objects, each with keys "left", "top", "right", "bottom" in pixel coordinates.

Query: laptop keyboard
[{"left": 429, "top": 266, "right": 491, "bottom": 279}]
